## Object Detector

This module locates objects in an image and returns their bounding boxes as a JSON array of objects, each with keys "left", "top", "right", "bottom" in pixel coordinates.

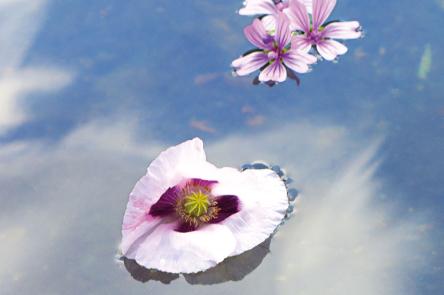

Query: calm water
[{"left": 0, "top": 0, "right": 443, "bottom": 294}]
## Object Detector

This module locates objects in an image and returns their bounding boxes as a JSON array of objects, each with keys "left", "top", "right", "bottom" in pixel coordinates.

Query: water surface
[{"left": 0, "top": 0, "right": 443, "bottom": 294}]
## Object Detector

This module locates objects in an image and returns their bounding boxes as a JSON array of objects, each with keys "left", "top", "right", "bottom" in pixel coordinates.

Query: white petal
[
  {"left": 261, "top": 15, "right": 276, "bottom": 32},
  {"left": 323, "top": 21, "right": 362, "bottom": 40},
  {"left": 239, "top": 0, "right": 279, "bottom": 16},
  {"left": 299, "top": 0, "right": 313, "bottom": 13},
  {"left": 145, "top": 138, "right": 218, "bottom": 189},
  {"left": 134, "top": 223, "right": 236, "bottom": 273},
  {"left": 121, "top": 218, "right": 163, "bottom": 257},
  {"left": 212, "top": 168, "right": 288, "bottom": 256},
  {"left": 284, "top": 49, "right": 317, "bottom": 73},
  {"left": 317, "top": 39, "right": 348, "bottom": 61},
  {"left": 292, "top": 35, "right": 312, "bottom": 53}
]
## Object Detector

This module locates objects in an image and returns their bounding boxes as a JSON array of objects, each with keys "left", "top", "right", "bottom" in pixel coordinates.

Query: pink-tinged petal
[
  {"left": 244, "top": 18, "right": 274, "bottom": 50},
  {"left": 312, "top": 0, "right": 336, "bottom": 29},
  {"left": 211, "top": 168, "right": 288, "bottom": 257},
  {"left": 121, "top": 138, "right": 219, "bottom": 256},
  {"left": 299, "top": 0, "right": 313, "bottom": 13},
  {"left": 120, "top": 217, "right": 163, "bottom": 257},
  {"left": 323, "top": 21, "right": 362, "bottom": 40},
  {"left": 239, "top": 0, "right": 279, "bottom": 16},
  {"left": 283, "top": 49, "right": 317, "bottom": 73},
  {"left": 291, "top": 35, "right": 312, "bottom": 53},
  {"left": 275, "top": 13, "right": 292, "bottom": 49},
  {"left": 142, "top": 138, "right": 217, "bottom": 193},
  {"left": 259, "top": 61, "right": 287, "bottom": 82},
  {"left": 316, "top": 39, "right": 348, "bottom": 61},
  {"left": 287, "top": 0, "right": 310, "bottom": 32},
  {"left": 232, "top": 51, "right": 269, "bottom": 76},
  {"left": 209, "top": 195, "right": 240, "bottom": 224},
  {"left": 134, "top": 223, "right": 236, "bottom": 273}
]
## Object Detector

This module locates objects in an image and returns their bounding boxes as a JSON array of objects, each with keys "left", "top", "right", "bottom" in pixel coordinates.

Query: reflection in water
[
  {"left": 122, "top": 238, "right": 271, "bottom": 285},
  {"left": 185, "top": 237, "right": 271, "bottom": 285},
  {"left": 0, "top": 0, "right": 74, "bottom": 135},
  {"left": 122, "top": 258, "right": 179, "bottom": 284}
]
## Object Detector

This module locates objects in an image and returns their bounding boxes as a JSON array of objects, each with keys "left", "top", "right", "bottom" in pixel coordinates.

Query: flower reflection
[{"left": 121, "top": 237, "right": 272, "bottom": 285}]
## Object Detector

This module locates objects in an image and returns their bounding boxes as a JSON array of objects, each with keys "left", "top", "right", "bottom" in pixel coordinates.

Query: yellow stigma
[{"left": 183, "top": 191, "right": 210, "bottom": 217}]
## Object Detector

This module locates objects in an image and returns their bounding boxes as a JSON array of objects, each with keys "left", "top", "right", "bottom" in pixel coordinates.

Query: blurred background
[{"left": 0, "top": 0, "right": 443, "bottom": 294}]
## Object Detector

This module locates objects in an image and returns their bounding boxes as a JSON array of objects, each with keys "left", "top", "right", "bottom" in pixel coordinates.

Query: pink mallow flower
[
  {"left": 239, "top": 0, "right": 313, "bottom": 16},
  {"left": 120, "top": 138, "right": 288, "bottom": 274},
  {"left": 232, "top": 14, "right": 317, "bottom": 83},
  {"left": 287, "top": 0, "right": 362, "bottom": 61}
]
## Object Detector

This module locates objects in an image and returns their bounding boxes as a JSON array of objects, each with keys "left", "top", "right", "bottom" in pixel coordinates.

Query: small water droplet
[
  {"left": 252, "top": 161, "right": 270, "bottom": 169},
  {"left": 288, "top": 188, "right": 299, "bottom": 201},
  {"left": 241, "top": 163, "right": 253, "bottom": 171}
]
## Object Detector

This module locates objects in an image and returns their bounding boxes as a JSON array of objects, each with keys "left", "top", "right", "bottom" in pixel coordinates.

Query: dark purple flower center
[
  {"left": 149, "top": 178, "right": 240, "bottom": 233},
  {"left": 267, "top": 42, "right": 288, "bottom": 64},
  {"left": 307, "top": 31, "right": 322, "bottom": 43}
]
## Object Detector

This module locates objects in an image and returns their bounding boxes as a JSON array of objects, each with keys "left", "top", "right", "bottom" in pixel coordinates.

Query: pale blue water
[{"left": 0, "top": 1, "right": 443, "bottom": 294}]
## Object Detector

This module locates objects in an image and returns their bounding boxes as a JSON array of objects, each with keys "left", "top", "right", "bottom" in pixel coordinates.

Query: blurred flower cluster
[{"left": 232, "top": 0, "right": 363, "bottom": 85}]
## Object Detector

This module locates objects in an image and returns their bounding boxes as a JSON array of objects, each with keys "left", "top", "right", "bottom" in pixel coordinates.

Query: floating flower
[
  {"left": 120, "top": 138, "right": 289, "bottom": 274},
  {"left": 239, "top": 0, "right": 313, "bottom": 16},
  {"left": 288, "top": 0, "right": 362, "bottom": 60},
  {"left": 232, "top": 13, "right": 317, "bottom": 83},
  {"left": 233, "top": 0, "right": 363, "bottom": 85}
]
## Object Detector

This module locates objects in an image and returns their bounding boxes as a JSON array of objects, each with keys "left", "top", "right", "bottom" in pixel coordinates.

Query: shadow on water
[{"left": 122, "top": 237, "right": 271, "bottom": 285}]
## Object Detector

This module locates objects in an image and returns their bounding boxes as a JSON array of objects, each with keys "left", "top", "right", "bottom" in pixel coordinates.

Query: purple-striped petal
[
  {"left": 210, "top": 195, "right": 240, "bottom": 224},
  {"left": 283, "top": 49, "right": 317, "bottom": 73},
  {"left": 287, "top": 0, "right": 310, "bottom": 32},
  {"left": 259, "top": 60, "right": 287, "bottom": 82},
  {"left": 244, "top": 19, "right": 274, "bottom": 50},
  {"left": 312, "top": 0, "right": 336, "bottom": 29},
  {"left": 322, "top": 21, "right": 362, "bottom": 40},
  {"left": 232, "top": 51, "right": 269, "bottom": 76},
  {"left": 149, "top": 186, "right": 179, "bottom": 217},
  {"left": 291, "top": 35, "right": 312, "bottom": 53},
  {"left": 275, "top": 13, "right": 292, "bottom": 49},
  {"left": 316, "top": 39, "right": 348, "bottom": 61},
  {"left": 239, "top": 0, "right": 279, "bottom": 16},
  {"left": 298, "top": 0, "right": 313, "bottom": 13}
]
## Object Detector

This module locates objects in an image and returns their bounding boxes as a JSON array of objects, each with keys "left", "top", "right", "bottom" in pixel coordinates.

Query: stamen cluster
[{"left": 175, "top": 183, "right": 220, "bottom": 227}]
